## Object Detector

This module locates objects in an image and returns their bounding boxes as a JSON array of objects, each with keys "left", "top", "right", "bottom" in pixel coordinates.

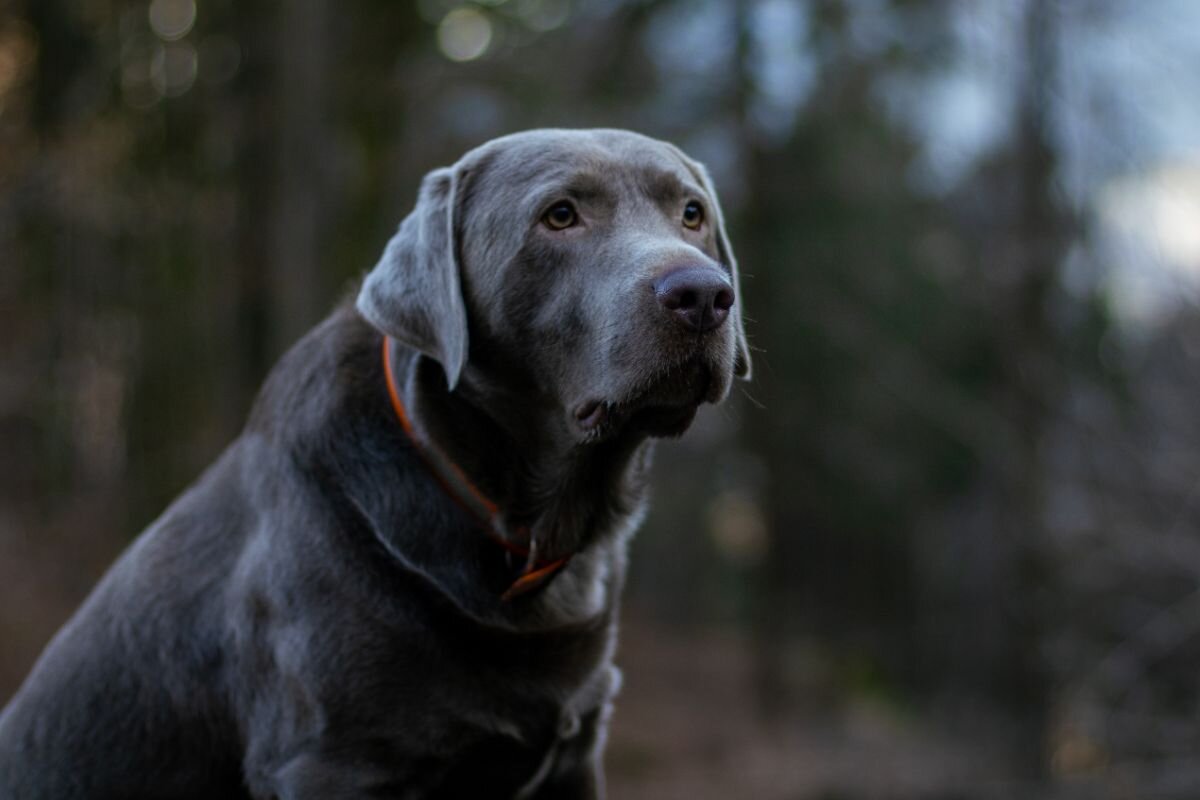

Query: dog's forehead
[{"left": 467, "top": 129, "right": 697, "bottom": 194}]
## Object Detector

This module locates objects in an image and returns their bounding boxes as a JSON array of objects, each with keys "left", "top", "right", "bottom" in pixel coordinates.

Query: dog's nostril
[{"left": 653, "top": 266, "right": 734, "bottom": 332}]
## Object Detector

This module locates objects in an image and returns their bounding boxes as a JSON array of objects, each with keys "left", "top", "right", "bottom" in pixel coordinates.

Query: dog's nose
[{"left": 653, "top": 266, "right": 735, "bottom": 332}]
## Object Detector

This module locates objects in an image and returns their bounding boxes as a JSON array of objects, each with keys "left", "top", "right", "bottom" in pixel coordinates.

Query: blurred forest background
[{"left": 2, "top": 0, "right": 1200, "bottom": 797}]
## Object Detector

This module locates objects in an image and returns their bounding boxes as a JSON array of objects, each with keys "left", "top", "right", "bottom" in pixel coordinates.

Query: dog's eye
[
  {"left": 543, "top": 201, "right": 578, "bottom": 231},
  {"left": 682, "top": 201, "right": 704, "bottom": 230}
]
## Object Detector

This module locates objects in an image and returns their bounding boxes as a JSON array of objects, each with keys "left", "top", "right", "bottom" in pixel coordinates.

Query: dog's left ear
[
  {"left": 357, "top": 167, "right": 468, "bottom": 390},
  {"left": 678, "top": 154, "right": 752, "bottom": 380}
]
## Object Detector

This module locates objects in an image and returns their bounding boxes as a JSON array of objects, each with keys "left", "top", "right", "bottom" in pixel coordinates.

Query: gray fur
[
  {"left": 0, "top": 128, "right": 749, "bottom": 798},
  {"left": 359, "top": 167, "right": 470, "bottom": 390}
]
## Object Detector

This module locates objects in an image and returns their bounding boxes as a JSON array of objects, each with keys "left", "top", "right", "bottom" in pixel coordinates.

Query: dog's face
[{"left": 359, "top": 129, "right": 750, "bottom": 443}]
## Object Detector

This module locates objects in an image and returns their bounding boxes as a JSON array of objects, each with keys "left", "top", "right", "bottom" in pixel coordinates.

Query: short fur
[{"left": 0, "top": 129, "right": 749, "bottom": 799}]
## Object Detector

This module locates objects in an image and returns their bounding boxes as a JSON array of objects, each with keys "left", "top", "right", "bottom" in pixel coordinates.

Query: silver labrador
[{"left": 0, "top": 128, "right": 751, "bottom": 799}]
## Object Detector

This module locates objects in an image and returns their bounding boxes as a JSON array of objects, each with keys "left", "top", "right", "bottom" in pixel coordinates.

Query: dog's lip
[
  {"left": 574, "top": 360, "right": 713, "bottom": 440},
  {"left": 575, "top": 400, "right": 608, "bottom": 430}
]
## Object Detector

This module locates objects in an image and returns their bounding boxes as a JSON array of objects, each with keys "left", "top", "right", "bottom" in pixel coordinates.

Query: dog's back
[{"left": 0, "top": 310, "right": 379, "bottom": 797}]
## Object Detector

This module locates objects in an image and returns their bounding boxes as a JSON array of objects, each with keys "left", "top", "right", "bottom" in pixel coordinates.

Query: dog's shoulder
[{"left": 246, "top": 302, "right": 382, "bottom": 443}]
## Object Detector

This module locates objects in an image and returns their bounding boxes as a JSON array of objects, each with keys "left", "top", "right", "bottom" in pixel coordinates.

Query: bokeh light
[
  {"left": 120, "top": 39, "right": 162, "bottom": 108},
  {"left": 151, "top": 42, "right": 197, "bottom": 98},
  {"left": 437, "top": 8, "right": 492, "bottom": 62},
  {"left": 148, "top": 0, "right": 196, "bottom": 42},
  {"left": 515, "top": 0, "right": 570, "bottom": 33}
]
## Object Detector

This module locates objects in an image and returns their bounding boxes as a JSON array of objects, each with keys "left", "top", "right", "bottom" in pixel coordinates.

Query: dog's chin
[
  {"left": 626, "top": 402, "right": 700, "bottom": 439},
  {"left": 573, "top": 360, "right": 717, "bottom": 443}
]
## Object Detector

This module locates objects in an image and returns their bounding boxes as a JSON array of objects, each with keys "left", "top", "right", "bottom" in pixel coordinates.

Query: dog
[{"left": 0, "top": 128, "right": 750, "bottom": 798}]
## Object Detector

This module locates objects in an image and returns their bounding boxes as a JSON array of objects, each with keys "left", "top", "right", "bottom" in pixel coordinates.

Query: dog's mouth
[{"left": 574, "top": 360, "right": 712, "bottom": 442}]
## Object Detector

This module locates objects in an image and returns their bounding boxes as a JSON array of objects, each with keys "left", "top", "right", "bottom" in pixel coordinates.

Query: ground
[{"left": 606, "top": 616, "right": 1070, "bottom": 800}]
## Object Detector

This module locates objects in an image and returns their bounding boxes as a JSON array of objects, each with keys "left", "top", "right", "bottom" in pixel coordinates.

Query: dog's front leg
[
  {"left": 520, "top": 707, "right": 607, "bottom": 800},
  {"left": 257, "top": 751, "right": 411, "bottom": 800},
  {"left": 262, "top": 743, "right": 601, "bottom": 800}
]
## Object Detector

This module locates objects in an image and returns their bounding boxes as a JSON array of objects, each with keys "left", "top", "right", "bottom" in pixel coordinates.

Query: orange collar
[{"left": 382, "top": 336, "right": 569, "bottom": 600}]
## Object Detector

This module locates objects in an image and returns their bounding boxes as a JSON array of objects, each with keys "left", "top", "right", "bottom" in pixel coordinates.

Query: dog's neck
[{"left": 394, "top": 345, "right": 653, "bottom": 565}]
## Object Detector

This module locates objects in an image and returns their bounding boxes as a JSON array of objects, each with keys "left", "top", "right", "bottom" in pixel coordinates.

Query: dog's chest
[
  {"left": 480, "top": 661, "right": 619, "bottom": 793},
  {"left": 256, "top": 654, "right": 618, "bottom": 799},
  {"left": 407, "top": 659, "right": 619, "bottom": 798}
]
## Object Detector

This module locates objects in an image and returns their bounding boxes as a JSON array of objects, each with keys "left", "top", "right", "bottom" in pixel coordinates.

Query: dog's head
[{"left": 358, "top": 128, "right": 751, "bottom": 442}]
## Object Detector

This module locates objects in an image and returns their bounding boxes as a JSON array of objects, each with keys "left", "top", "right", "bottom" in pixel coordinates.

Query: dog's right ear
[{"left": 357, "top": 167, "right": 468, "bottom": 390}]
